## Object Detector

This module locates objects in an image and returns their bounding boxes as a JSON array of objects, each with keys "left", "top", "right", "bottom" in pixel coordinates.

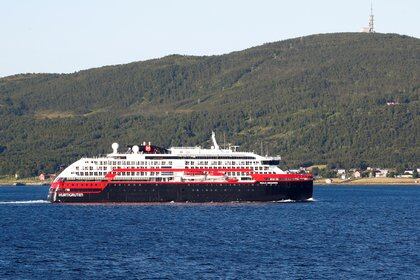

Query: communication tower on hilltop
[
  {"left": 361, "top": 2, "right": 375, "bottom": 33},
  {"left": 368, "top": 3, "right": 374, "bottom": 33}
]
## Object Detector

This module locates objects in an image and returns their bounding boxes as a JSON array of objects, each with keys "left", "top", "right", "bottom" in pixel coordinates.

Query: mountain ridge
[{"left": 0, "top": 32, "right": 418, "bottom": 176}]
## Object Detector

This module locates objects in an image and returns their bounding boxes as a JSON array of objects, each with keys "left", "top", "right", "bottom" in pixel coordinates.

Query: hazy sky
[{"left": 1, "top": 0, "right": 419, "bottom": 77}]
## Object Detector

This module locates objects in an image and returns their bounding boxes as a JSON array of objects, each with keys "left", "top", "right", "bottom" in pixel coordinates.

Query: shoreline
[
  {"left": 0, "top": 182, "right": 50, "bottom": 186},
  {"left": 314, "top": 177, "right": 419, "bottom": 186}
]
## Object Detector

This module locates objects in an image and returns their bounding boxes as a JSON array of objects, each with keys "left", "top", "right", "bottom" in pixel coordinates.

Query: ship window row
[
  {"left": 223, "top": 171, "right": 272, "bottom": 175},
  {"left": 73, "top": 170, "right": 274, "bottom": 177},
  {"left": 75, "top": 167, "right": 269, "bottom": 174},
  {"left": 75, "top": 172, "right": 107, "bottom": 176},
  {"left": 81, "top": 160, "right": 262, "bottom": 167},
  {"left": 76, "top": 164, "right": 172, "bottom": 171},
  {"left": 84, "top": 160, "right": 173, "bottom": 166},
  {"left": 74, "top": 171, "right": 175, "bottom": 176},
  {"left": 186, "top": 166, "right": 269, "bottom": 170},
  {"left": 75, "top": 164, "right": 271, "bottom": 172},
  {"left": 185, "top": 161, "right": 260, "bottom": 166},
  {"left": 145, "top": 156, "right": 256, "bottom": 160}
]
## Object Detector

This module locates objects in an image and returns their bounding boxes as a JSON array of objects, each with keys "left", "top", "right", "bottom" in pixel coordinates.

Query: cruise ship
[{"left": 48, "top": 132, "right": 313, "bottom": 203}]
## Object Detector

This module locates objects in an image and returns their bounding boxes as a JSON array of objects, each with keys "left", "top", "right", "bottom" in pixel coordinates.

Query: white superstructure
[{"left": 55, "top": 132, "right": 284, "bottom": 182}]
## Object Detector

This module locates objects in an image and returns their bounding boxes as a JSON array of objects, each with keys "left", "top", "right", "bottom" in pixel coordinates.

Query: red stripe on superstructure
[
  {"left": 251, "top": 173, "right": 312, "bottom": 181},
  {"left": 60, "top": 181, "right": 107, "bottom": 189},
  {"left": 51, "top": 168, "right": 312, "bottom": 195},
  {"left": 58, "top": 176, "right": 311, "bottom": 188},
  {"left": 107, "top": 167, "right": 252, "bottom": 173},
  {"left": 109, "top": 180, "right": 255, "bottom": 185},
  {"left": 51, "top": 180, "right": 108, "bottom": 192},
  {"left": 105, "top": 168, "right": 312, "bottom": 182}
]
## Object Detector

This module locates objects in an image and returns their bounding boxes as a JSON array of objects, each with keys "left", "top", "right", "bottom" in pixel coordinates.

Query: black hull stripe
[{"left": 49, "top": 181, "right": 313, "bottom": 203}]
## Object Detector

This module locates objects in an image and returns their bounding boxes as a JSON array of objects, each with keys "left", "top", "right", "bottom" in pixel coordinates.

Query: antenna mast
[
  {"left": 368, "top": 2, "right": 374, "bottom": 33},
  {"left": 211, "top": 131, "right": 220, "bottom": 150}
]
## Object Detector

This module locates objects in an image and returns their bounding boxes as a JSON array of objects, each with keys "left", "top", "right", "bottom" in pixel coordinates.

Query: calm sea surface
[{"left": 0, "top": 185, "right": 418, "bottom": 279}]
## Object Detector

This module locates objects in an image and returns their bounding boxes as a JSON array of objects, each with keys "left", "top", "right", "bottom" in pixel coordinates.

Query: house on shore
[
  {"left": 38, "top": 173, "right": 57, "bottom": 181},
  {"left": 398, "top": 170, "right": 414, "bottom": 178},
  {"left": 353, "top": 170, "right": 362, "bottom": 178},
  {"left": 375, "top": 169, "right": 389, "bottom": 178}
]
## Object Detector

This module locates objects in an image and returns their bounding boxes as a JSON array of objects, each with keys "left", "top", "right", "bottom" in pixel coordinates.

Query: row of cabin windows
[
  {"left": 72, "top": 171, "right": 274, "bottom": 176},
  {"left": 74, "top": 172, "right": 106, "bottom": 176},
  {"left": 86, "top": 160, "right": 173, "bottom": 166},
  {"left": 73, "top": 171, "right": 166, "bottom": 176},
  {"left": 87, "top": 159, "right": 261, "bottom": 165},
  {"left": 76, "top": 165, "right": 169, "bottom": 171},
  {"left": 83, "top": 160, "right": 263, "bottom": 167},
  {"left": 75, "top": 164, "right": 271, "bottom": 172},
  {"left": 185, "top": 161, "right": 260, "bottom": 166},
  {"left": 186, "top": 166, "right": 269, "bottom": 171},
  {"left": 226, "top": 172, "right": 273, "bottom": 175}
]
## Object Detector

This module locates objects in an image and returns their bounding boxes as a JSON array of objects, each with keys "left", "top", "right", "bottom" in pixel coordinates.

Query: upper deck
[{"left": 55, "top": 132, "right": 285, "bottom": 182}]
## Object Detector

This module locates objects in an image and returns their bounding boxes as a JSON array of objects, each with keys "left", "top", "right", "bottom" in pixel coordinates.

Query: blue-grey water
[{"left": 0, "top": 185, "right": 418, "bottom": 279}]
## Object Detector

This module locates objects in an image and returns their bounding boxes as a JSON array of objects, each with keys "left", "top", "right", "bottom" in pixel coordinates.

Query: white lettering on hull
[
  {"left": 260, "top": 182, "right": 279, "bottom": 185},
  {"left": 58, "top": 193, "right": 84, "bottom": 197}
]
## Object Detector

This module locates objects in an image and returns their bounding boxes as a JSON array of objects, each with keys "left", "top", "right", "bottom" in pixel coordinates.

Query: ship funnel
[
  {"left": 211, "top": 131, "right": 220, "bottom": 150},
  {"left": 111, "top": 143, "right": 119, "bottom": 154}
]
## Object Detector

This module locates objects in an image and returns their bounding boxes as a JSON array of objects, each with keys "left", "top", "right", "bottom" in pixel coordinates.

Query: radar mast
[{"left": 211, "top": 131, "right": 220, "bottom": 150}]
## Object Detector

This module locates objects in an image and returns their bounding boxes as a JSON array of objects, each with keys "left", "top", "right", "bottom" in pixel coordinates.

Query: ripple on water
[{"left": 0, "top": 185, "right": 418, "bottom": 279}]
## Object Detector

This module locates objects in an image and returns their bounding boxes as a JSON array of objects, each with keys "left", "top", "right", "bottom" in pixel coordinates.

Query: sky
[{"left": 0, "top": 0, "right": 419, "bottom": 77}]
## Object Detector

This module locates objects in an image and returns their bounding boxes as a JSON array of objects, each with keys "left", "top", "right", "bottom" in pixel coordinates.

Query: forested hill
[{"left": 0, "top": 33, "right": 419, "bottom": 176}]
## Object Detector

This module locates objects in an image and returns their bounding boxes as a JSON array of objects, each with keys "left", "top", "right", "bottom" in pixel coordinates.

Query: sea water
[{"left": 0, "top": 185, "right": 418, "bottom": 279}]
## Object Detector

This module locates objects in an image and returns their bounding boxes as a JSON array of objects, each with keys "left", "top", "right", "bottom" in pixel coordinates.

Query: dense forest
[{"left": 0, "top": 33, "right": 419, "bottom": 177}]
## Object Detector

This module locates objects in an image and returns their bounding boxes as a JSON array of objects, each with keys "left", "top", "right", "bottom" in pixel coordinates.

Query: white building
[
  {"left": 337, "top": 169, "right": 346, "bottom": 175},
  {"left": 375, "top": 169, "right": 389, "bottom": 178}
]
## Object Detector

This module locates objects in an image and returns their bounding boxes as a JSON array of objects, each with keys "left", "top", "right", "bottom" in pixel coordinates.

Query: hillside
[{"left": 0, "top": 33, "right": 419, "bottom": 176}]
